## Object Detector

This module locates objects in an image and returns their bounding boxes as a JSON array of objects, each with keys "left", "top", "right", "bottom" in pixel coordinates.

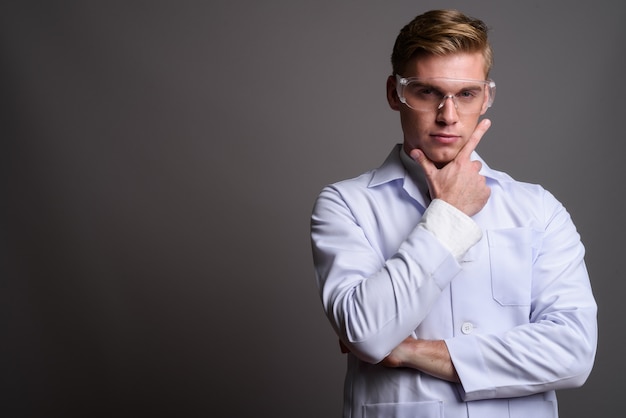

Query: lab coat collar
[{"left": 368, "top": 144, "right": 505, "bottom": 198}]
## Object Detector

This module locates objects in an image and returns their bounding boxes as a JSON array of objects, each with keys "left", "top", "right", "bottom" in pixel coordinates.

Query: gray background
[{"left": 3, "top": 1, "right": 624, "bottom": 417}]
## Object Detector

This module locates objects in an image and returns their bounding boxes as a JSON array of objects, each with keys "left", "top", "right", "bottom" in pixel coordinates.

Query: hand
[
  {"left": 381, "top": 337, "right": 460, "bottom": 382},
  {"left": 379, "top": 337, "right": 414, "bottom": 368},
  {"left": 410, "top": 119, "right": 492, "bottom": 217}
]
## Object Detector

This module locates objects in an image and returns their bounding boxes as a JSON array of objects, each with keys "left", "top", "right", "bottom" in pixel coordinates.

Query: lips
[{"left": 431, "top": 133, "right": 459, "bottom": 144}]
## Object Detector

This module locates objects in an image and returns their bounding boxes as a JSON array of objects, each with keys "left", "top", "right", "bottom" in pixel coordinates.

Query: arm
[
  {"left": 312, "top": 191, "right": 466, "bottom": 363},
  {"left": 381, "top": 337, "right": 460, "bottom": 382},
  {"left": 380, "top": 191, "right": 597, "bottom": 400},
  {"left": 446, "top": 192, "right": 597, "bottom": 400},
  {"left": 311, "top": 121, "right": 492, "bottom": 363}
]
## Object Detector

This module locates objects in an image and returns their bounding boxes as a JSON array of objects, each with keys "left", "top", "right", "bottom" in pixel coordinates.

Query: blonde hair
[{"left": 391, "top": 9, "right": 493, "bottom": 77}]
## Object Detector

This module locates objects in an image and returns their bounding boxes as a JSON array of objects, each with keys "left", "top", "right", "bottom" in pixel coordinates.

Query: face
[{"left": 386, "top": 52, "right": 489, "bottom": 167}]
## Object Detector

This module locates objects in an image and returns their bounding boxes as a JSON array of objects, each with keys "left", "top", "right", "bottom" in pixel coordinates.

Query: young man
[{"left": 310, "top": 9, "right": 597, "bottom": 418}]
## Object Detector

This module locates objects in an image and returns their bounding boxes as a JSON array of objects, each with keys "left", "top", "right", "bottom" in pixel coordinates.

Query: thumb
[{"left": 409, "top": 148, "right": 435, "bottom": 175}]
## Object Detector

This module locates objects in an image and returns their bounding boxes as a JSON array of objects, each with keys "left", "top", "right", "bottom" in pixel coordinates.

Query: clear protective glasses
[{"left": 395, "top": 74, "right": 496, "bottom": 114}]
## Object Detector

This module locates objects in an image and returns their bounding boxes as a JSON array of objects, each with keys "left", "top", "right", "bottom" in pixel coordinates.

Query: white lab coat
[{"left": 310, "top": 145, "right": 597, "bottom": 418}]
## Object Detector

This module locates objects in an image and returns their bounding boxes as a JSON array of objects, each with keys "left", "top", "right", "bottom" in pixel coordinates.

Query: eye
[
  {"left": 408, "top": 85, "right": 442, "bottom": 100},
  {"left": 456, "top": 88, "right": 481, "bottom": 101}
]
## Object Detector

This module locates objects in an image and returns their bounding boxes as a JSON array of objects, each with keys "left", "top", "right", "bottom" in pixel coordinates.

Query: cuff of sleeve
[
  {"left": 445, "top": 336, "right": 496, "bottom": 401},
  {"left": 421, "top": 199, "right": 482, "bottom": 260}
]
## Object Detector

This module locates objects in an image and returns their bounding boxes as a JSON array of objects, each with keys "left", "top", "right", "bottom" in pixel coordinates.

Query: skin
[{"left": 379, "top": 52, "right": 493, "bottom": 382}]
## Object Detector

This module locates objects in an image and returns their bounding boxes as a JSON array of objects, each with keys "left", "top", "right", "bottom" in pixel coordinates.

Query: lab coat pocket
[
  {"left": 487, "top": 228, "right": 536, "bottom": 306},
  {"left": 363, "top": 401, "right": 443, "bottom": 417},
  {"left": 509, "top": 397, "right": 555, "bottom": 417}
]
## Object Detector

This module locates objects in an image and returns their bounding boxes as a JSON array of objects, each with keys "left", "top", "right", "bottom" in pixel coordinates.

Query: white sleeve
[
  {"left": 311, "top": 188, "right": 465, "bottom": 363},
  {"left": 421, "top": 199, "right": 482, "bottom": 260}
]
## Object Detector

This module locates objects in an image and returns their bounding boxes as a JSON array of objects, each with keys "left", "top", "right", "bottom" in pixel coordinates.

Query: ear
[
  {"left": 386, "top": 75, "right": 401, "bottom": 111},
  {"left": 480, "top": 101, "right": 489, "bottom": 115},
  {"left": 480, "top": 81, "right": 496, "bottom": 115}
]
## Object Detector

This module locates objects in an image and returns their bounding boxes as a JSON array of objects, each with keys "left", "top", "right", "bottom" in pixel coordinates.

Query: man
[{"left": 310, "top": 9, "right": 597, "bottom": 418}]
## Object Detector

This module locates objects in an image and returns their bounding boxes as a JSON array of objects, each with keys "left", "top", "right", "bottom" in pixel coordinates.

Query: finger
[{"left": 456, "top": 118, "right": 491, "bottom": 161}]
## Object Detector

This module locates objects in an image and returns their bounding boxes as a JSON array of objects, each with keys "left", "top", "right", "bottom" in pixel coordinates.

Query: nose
[{"left": 436, "top": 95, "right": 459, "bottom": 124}]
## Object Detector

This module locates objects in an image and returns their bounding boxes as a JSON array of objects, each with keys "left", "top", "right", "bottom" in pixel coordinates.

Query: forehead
[{"left": 404, "top": 52, "right": 487, "bottom": 80}]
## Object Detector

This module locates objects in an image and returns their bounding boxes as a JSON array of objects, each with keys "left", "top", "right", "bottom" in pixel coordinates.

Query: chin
[
  {"left": 433, "top": 160, "right": 453, "bottom": 169},
  {"left": 428, "top": 154, "right": 455, "bottom": 167},
  {"left": 428, "top": 149, "right": 458, "bottom": 166}
]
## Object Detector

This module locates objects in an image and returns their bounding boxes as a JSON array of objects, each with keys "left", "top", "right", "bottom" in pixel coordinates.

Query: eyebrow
[{"left": 411, "top": 80, "right": 485, "bottom": 92}]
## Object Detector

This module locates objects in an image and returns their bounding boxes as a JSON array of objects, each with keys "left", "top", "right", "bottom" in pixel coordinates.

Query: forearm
[
  {"left": 312, "top": 193, "right": 458, "bottom": 363},
  {"left": 382, "top": 337, "right": 460, "bottom": 383},
  {"left": 446, "top": 309, "right": 597, "bottom": 401},
  {"left": 312, "top": 190, "right": 481, "bottom": 363},
  {"left": 446, "top": 196, "right": 598, "bottom": 401}
]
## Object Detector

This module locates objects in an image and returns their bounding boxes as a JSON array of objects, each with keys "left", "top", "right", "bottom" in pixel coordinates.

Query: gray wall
[{"left": 3, "top": 1, "right": 624, "bottom": 417}]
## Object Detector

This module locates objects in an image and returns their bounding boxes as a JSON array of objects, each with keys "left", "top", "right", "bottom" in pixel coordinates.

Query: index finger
[{"left": 456, "top": 118, "right": 491, "bottom": 161}]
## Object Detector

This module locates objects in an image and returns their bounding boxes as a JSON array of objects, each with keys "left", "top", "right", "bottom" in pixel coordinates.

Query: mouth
[{"left": 430, "top": 133, "right": 459, "bottom": 144}]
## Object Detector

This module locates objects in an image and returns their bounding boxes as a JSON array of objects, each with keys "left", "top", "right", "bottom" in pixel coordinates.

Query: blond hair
[{"left": 391, "top": 9, "right": 493, "bottom": 77}]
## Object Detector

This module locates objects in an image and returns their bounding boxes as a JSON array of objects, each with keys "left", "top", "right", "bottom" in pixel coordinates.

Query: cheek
[
  {"left": 461, "top": 117, "right": 482, "bottom": 136},
  {"left": 400, "top": 111, "right": 431, "bottom": 134}
]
